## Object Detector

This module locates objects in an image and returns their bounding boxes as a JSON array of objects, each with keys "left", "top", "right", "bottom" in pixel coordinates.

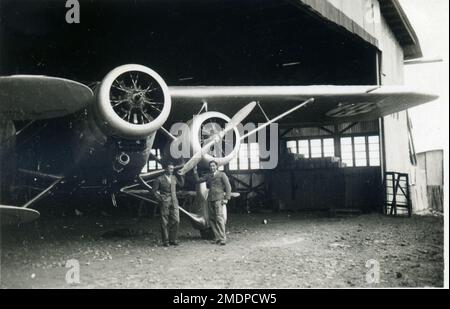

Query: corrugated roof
[{"left": 379, "top": 0, "right": 423, "bottom": 60}]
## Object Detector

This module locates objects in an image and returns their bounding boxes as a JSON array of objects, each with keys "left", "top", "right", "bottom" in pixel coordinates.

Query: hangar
[{"left": 0, "top": 0, "right": 432, "bottom": 217}]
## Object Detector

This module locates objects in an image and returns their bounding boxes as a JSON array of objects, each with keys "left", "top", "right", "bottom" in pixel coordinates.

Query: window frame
[
  {"left": 146, "top": 148, "right": 163, "bottom": 171},
  {"left": 286, "top": 137, "right": 335, "bottom": 159},
  {"left": 228, "top": 142, "right": 262, "bottom": 172},
  {"left": 285, "top": 133, "right": 381, "bottom": 168},
  {"left": 339, "top": 134, "right": 381, "bottom": 168}
]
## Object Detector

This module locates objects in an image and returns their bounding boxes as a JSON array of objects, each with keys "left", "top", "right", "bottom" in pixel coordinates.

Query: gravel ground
[{"left": 0, "top": 212, "right": 444, "bottom": 288}]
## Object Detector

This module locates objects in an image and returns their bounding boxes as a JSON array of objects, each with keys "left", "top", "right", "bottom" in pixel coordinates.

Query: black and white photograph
[{"left": 0, "top": 0, "right": 448, "bottom": 293}]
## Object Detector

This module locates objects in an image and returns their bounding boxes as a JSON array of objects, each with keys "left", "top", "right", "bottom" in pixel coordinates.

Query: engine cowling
[{"left": 94, "top": 64, "right": 171, "bottom": 139}]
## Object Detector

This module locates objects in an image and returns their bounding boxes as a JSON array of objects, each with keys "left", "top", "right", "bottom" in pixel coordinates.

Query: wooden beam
[
  {"left": 319, "top": 126, "right": 334, "bottom": 135},
  {"left": 339, "top": 122, "right": 359, "bottom": 134}
]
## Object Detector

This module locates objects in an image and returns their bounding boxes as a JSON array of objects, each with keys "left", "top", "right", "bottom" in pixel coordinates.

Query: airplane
[{"left": 0, "top": 64, "right": 438, "bottom": 237}]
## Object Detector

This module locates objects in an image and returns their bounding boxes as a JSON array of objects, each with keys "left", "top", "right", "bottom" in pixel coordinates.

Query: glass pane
[
  {"left": 368, "top": 135, "right": 379, "bottom": 144},
  {"left": 229, "top": 162, "right": 238, "bottom": 171},
  {"left": 355, "top": 151, "right": 366, "bottom": 159},
  {"left": 249, "top": 143, "right": 260, "bottom": 169},
  {"left": 287, "top": 141, "right": 297, "bottom": 154},
  {"left": 353, "top": 137, "right": 366, "bottom": 165},
  {"left": 341, "top": 137, "right": 352, "bottom": 145},
  {"left": 148, "top": 161, "right": 157, "bottom": 170},
  {"left": 239, "top": 159, "right": 249, "bottom": 170},
  {"left": 340, "top": 138, "right": 353, "bottom": 167},
  {"left": 354, "top": 136, "right": 365, "bottom": 145},
  {"left": 239, "top": 144, "right": 248, "bottom": 155},
  {"left": 368, "top": 135, "right": 380, "bottom": 167},
  {"left": 355, "top": 158, "right": 367, "bottom": 167},
  {"left": 298, "top": 140, "right": 309, "bottom": 158},
  {"left": 355, "top": 143, "right": 366, "bottom": 152},
  {"left": 310, "top": 139, "right": 322, "bottom": 158},
  {"left": 148, "top": 149, "right": 162, "bottom": 170},
  {"left": 250, "top": 160, "right": 260, "bottom": 169},
  {"left": 249, "top": 143, "right": 259, "bottom": 157},
  {"left": 323, "top": 138, "right": 334, "bottom": 147},
  {"left": 323, "top": 138, "right": 334, "bottom": 157},
  {"left": 341, "top": 145, "right": 353, "bottom": 156},
  {"left": 369, "top": 144, "right": 379, "bottom": 151}
]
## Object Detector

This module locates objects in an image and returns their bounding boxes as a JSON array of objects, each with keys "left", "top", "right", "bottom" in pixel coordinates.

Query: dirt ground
[{"left": 0, "top": 211, "right": 444, "bottom": 288}]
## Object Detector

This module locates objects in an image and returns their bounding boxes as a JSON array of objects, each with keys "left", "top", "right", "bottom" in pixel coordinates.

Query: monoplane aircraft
[{"left": 0, "top": 64, "right": 438, "bottom": 236}]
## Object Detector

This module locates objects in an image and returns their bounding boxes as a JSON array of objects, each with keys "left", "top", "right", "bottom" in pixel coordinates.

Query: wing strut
[
  {"left": 197, "top": 100, "right": 208, "bottom": 115},
  {"left": 240, "top": 97, "right": 314, "bottom": 140},
  {"left": 1, "top": 169, "right": 64, "bottom": 225},
  {"left": 257, "top": 101, "right": 270, "bottom": 122},
  {"left": 159, "top": 126, "right": 177, "bottom": 141}
]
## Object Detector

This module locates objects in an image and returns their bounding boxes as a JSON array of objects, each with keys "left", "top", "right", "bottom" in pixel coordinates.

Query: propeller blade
[
  {"left": 225, "top": 101, "right": 257, "bottom": 131},
  {"left": 179, "top": 101, "right": 257, "bottom": 175},
  {"left": 178, "top": 145, "right": 207, "bottom": 175}
]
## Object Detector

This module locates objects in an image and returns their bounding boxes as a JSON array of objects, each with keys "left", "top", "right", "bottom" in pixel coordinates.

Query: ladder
[{"left": 384, "top": 172, "right": 412, "bottom": 217}]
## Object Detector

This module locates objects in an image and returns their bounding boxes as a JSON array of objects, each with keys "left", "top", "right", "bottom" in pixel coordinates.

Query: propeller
[{"left": 178, "top": 101, "right": 257, "bottom": 175}]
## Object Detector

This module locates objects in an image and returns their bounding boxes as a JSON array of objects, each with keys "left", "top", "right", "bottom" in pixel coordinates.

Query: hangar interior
[{"left": 0, "top": 0, "right": 425, "bottom": 215}]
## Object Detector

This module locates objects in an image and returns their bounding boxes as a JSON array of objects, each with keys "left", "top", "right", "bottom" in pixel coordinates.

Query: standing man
[
  {"left": 152, "top": 162, "right": 184, "bottom": 247},
  {"left": 193, "top": 160, "right": 231, "bottom": 245}
]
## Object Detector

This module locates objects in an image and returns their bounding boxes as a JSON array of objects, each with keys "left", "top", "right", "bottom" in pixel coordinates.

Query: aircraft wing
[
  {"left": 168, "top": 85, "right": 438, "bottom": 125},
  {"left": 0, "top": 75, "right": 437, "bottom": 124},
  {"left": 0, "top": 75, "right": 93, "bottom": 120}
]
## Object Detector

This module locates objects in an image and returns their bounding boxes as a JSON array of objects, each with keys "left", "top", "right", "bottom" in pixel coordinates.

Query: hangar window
[
  {"left": 287, "top": 138, "right": 334, "bottom": 158},
  {"left": 368, "top": 136, "right": 380, "bottom": 166},
  {"left": 341, "top": 137, "right": 354, "bottom": 167},
  {"left": 298, "top": 140, "right": 310, "bottom": 158},
  {"left": 340, "top": 136, "right": 380, "bottom": 167},
  {"left": 323, "top": 139, "right": 335, "bottom": 157},
  {"left": 287, "top": 140, "right": 298, "bottom": 154},
  {"left": 310, "top": 139, "right": 322, "bottom": 158},
  {"left": 146, "top": 149, "right": 162, "bottom": 171},
  {"left": 229, "top": 142, "right": 260, "bottom": 171},
  {"left": 354, "top": 137, "right": 367, "bottom": 167}
]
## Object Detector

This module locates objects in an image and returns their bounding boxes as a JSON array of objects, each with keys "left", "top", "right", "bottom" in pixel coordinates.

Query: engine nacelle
[
  {"left": 165, "top": 111, "right": 241, "bottom": 168},
  {"left": 94, "top": 64, "right": 171, "bottom": 140}
]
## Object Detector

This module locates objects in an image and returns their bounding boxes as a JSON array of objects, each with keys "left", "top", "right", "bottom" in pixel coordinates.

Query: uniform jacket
[
  {"left": 194, "top": 171, "right": 232, "bottom": 202},
  {"left": 152, "top": 174, "right": 184, "bottom": 206}
]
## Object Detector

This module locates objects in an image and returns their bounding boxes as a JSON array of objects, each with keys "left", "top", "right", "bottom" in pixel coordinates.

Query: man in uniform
[
  {"left": 152, "top": 162, "right": 184, "bottom": 246},
  {"left": 193, "top": 160, "right": 231, "bottom": 245}
]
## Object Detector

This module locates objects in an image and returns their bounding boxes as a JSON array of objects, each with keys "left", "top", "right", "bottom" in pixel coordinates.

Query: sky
[{"left": 399, "top": 0, "right": 449, "bottom": 153}]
